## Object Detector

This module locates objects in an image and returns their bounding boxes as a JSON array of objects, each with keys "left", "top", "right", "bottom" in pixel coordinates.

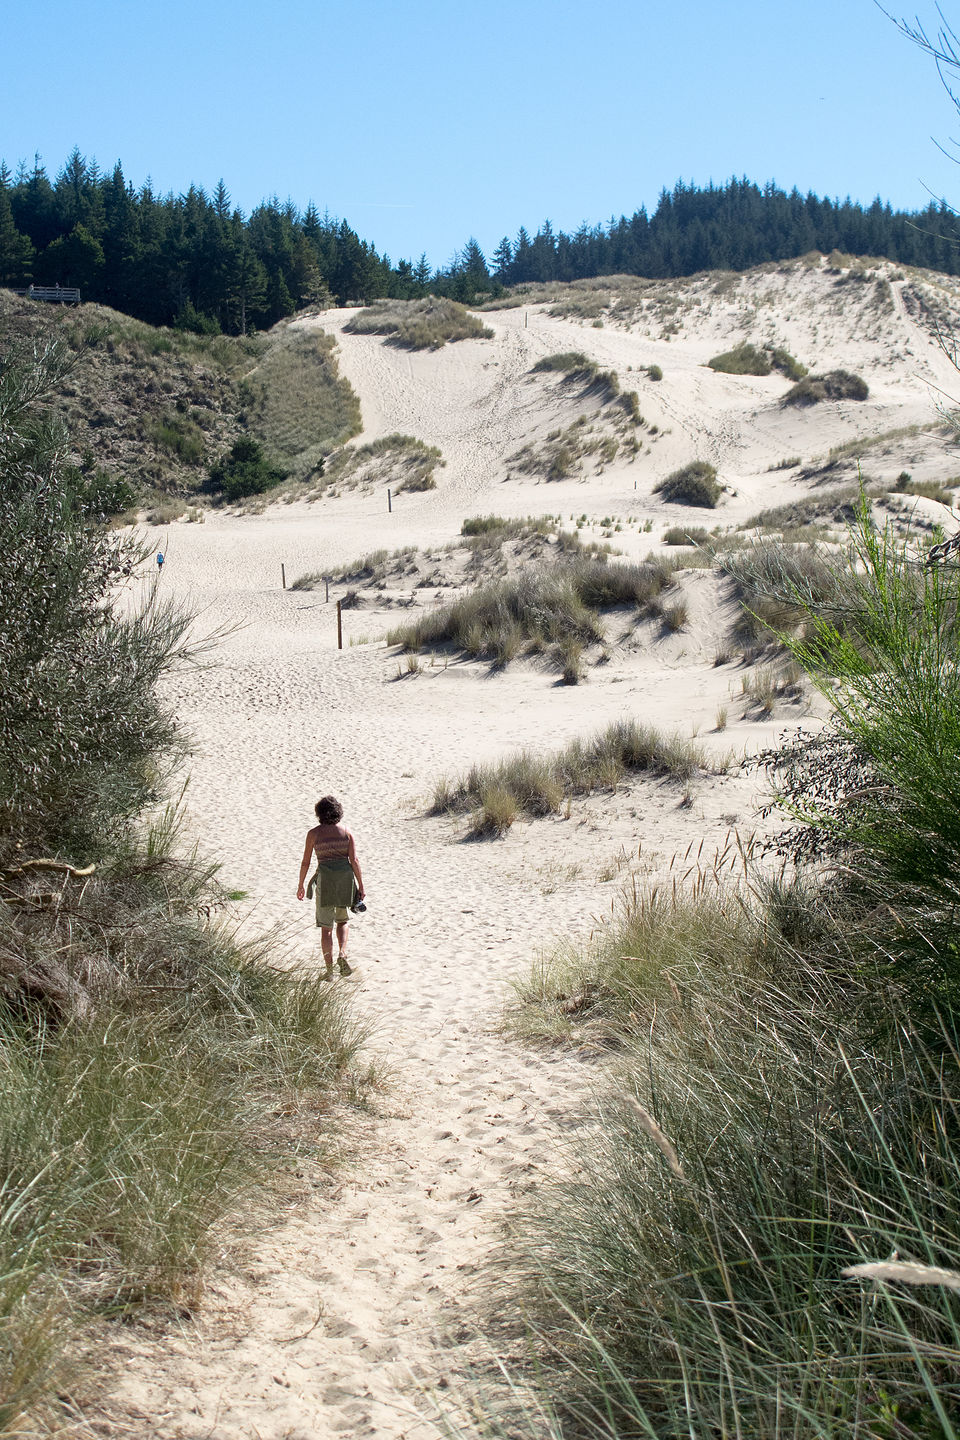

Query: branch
[{"left": 0, "top": 859, "right": 96, "bottom": 879}]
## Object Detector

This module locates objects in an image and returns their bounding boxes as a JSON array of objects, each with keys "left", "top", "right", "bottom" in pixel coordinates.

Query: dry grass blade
[
  {"left": 624, "top": 1095, "right": 685, "bottom": 1180},
  {"left": 842, "top": 1261, "right": 960, "bottom": 1292}
]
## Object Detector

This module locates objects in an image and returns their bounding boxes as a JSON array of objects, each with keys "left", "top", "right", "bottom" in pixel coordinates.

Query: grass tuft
[
  {"left": 662, "top": 524, "right": 711, "bottom": 546},
  {"left": 387, "top": 558, "right": 676, "bottom": 666},
  {"left": 655, "top": 461, "right": 722, "bottom": 508},
  {"left": 432, "top": 718, "right": 710, "bottom": 831},
  {"left": 323, "top": 433, "right": 443, "bottom": 494},
  {"left": 783, "top": 369, "right": 869, "bottom": 406},
  {"left": 344, "top": 297, "right": 492, "bottom": 349}
]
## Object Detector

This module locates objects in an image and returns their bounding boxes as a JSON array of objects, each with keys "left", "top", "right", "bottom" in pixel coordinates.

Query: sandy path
[{"left": 103, "top": 531, "right": 778, "bottom": 1440}]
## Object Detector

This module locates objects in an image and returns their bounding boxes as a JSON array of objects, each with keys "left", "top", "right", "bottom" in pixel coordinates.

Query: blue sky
[{"left": 4, "top": 1, "right": 960, "bottom": 266}]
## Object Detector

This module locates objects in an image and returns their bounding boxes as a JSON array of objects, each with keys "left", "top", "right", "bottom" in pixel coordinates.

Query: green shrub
[
  {"left": 708, "top": 342, "right": 771, "bottom": 375},
  {"left": 460, "top": 514, "right": 557, "bottom": 545},
  {"left": 149, "top": 411, "right": 205, "bottom": 465},
  {"left": 0, "top": 347, "right": 192, "bottom": 859},
  {"left": 894, "top": 476, "right": 956, "bottom": 504},
  {"left": 531, "top": 351, "right": 591, "bottom": 373},
  {"left": 81, "top": 468, "right": 137, "bottom": 516},
  {"left": 531, "top": 352, "right": 619, "bottom": 401},
  {"left": 783, "top": 369, "right": 869, "bottom": 406},
  {"left": 461, "top": 514, "right": 515, "bottom": 536},
  {"left": 709, "top": 343, "right": 807, "bottom": 380},
  {"left": 387, "top": 569, "right": 603, "bottom": 664},
  {"left": 771, "top": 503, "right": 960, "bottom": 1007},
  {"left": 655, "top": 461, "right": 722, "bottom": 507},
  {"left": 0, "top": 341, "right": 369, "bottom": 1427},
  {"left": 768, "top": 345, "right": 807, "bottom": 381},
  {"left": 206, "top": 435, "right": 287, "bottom": 501},
  {"left": 173, "top": 301, "right": 221, "bottom": 336},
  {"left": 646, "top": 363, "right": 663, "bottom": 381},
  {"left": 618, "top": 389, "right": 642, "bottom": 423}
]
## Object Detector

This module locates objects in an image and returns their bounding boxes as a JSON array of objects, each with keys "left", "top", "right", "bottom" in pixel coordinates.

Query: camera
[{"left": 351, "top": 899, "right": 367, "bottom": 913}]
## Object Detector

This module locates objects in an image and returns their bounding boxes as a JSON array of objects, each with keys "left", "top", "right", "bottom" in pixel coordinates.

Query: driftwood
[
  {"left": 925, "top": 530, "right": 960, "bottom": 567},
  {"left": 0, "top": 858, "right": 99, "bottom": 1020},
  {"left": 1, "top": 859, "right": 96, "bottom": 879}
]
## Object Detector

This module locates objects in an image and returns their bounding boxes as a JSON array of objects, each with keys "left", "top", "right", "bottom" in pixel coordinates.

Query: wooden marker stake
[{"left": 336, "top": 599, "right": 343, "bottom": 649}]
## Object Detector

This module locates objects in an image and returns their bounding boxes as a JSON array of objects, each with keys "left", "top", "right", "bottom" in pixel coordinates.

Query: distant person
[
  {"left": 156, "top": 550, "right": 164, "bottom": 572},
  {"left": 297, "top": 795, "right": 365, "bottom": 979}
]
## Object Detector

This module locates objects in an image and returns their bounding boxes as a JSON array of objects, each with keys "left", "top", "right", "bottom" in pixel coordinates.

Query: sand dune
[{"left": 101, "top": 263, "right": 960, "bottom": 1437}]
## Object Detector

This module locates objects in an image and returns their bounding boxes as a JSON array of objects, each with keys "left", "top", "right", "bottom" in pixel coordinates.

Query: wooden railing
[{"left": 12, "top": 285, "right": 81, "bottom": 304}]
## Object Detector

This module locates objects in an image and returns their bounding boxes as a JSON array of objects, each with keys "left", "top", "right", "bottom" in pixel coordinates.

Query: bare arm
[
  {"left": 297, "top": 829, "right": 316, "bottom": 900},
  {"left": 347, "top": 833, "right": 365, "bottom": 898}
]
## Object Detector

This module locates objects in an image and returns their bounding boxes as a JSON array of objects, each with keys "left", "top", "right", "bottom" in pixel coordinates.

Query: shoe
[
  {"left": 337, "top": 955, "right": 353, "bottom": 976},
  {"left": 322, "top": 964, "right": 334, "bottom": 982}
]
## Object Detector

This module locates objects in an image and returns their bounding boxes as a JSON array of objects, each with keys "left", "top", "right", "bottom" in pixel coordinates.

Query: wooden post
[
  {"left": 387, "top": 488, "right": 392, "bottom": 513},
  {"left": 336, "top": 599, "right": 343, "bottom": 650},
  {"left": 325, "top": 577, "right": 330, "bottom": 603},
  {"left": 281, "top": 563, "right": 286, "bottom": 590}
]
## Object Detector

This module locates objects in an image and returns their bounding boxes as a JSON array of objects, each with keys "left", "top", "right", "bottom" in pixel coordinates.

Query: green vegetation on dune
[
  {"left": 0, "top": 340, "right": 367, "bottom": 1428},
  {"left": 655, "top": 460, "right": 722, "bottom": 507},
  {"left": 432, "top": 719, "right": 713, "bottom": 837},
  {"left": 387, "top": 556, "right": 677, "bottom": 668},
  {"left": 0, "top": 291, "right": 256, "bottom": 502},
  {"left": 530, "top": 350, "right": 621, "bottom": 402},
  {"left": 0, "top": 294, "right": 362, "bottom": 508},
  {"left": 323, "top": 433, "right": 443, "bottom": 494},
  {"left": 239, "top": 327, "right": 362, "bottom": 477},
  {"left": 343, "top": 297, "right": 493, "bottom": 349},
  {"left": 465, "top": 502, "right": 960, "bottom": 1437},
  {"left": 783, "top": 368, "right": 869, "bottom": 405},
  {"left": 707, "top": 340, "right": 807, "bottom": 379}
]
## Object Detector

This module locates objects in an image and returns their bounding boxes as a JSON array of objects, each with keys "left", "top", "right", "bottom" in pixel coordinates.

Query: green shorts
[{"left": 316, "top": 905, "right": 350, "bottom": 928}]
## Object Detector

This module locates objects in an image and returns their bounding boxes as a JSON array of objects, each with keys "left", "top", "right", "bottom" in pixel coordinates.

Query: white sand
[{"left": 99, "top": 264, "right": 960, "bottom": 1437}]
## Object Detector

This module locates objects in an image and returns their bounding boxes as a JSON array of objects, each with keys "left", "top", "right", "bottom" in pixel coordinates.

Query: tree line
[{"left": 2, "top": 152, "right": 959, "bottom": 335}]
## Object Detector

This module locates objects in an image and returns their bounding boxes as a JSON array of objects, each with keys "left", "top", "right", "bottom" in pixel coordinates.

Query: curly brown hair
[{"left": 315, "top": 795, "right": 344, "bottom": 825}]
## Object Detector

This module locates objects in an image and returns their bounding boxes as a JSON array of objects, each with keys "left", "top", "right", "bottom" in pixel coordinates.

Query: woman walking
[{"left": 297, "top": 795, "right": 366, "bottom": 979}]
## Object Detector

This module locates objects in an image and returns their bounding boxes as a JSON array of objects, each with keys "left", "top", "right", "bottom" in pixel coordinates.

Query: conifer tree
[
  {"left": 0, "top": 182, "right": 33, "bottom": 285},
  {"left": 492, "top": 235, "right": 513, "bottom": 279}
]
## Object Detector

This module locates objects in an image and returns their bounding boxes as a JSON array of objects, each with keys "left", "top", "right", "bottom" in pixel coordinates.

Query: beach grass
[
  {"left": 654, "top": 461, "right": 721, "bottom": 508},
  {"left": 387, "top": 558, "right": 677, "bottom": 665},
  {"left": 431, "top": 718, "right": 712, "bottom": 836},
  {"left": 240, "top": 328, "right": 362, "bottom": 477},
  {"left": 0, "top": 338, "right": 370, "bottom": 1428},
  {"left": 471, "top": 499, "right": 960, "bottom": 1437},
  {"left": 344, "top": 297, "right": 493, "bottom": 349}
]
